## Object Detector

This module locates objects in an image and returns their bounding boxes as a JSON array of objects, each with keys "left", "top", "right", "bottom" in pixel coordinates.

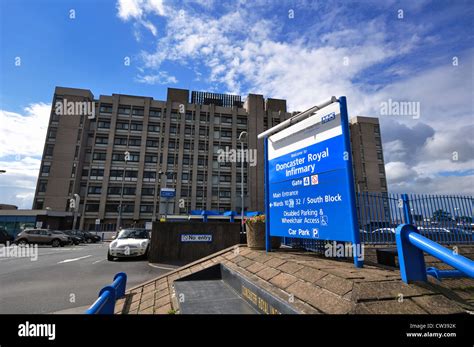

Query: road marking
[
  {"left": 57, "top": 255, "right": 92, "bottom": 264},
  {"left": 92, "top": 259, "right": 106, "bottom": 264},
  {"left": 148, "top": 263, "right": 178, "bottom": 271}
]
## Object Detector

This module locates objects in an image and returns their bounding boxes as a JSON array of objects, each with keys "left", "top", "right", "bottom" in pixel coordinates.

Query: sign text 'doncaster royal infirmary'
[{"left": 260, "top": 97, "right": 362, "bottom": 267}]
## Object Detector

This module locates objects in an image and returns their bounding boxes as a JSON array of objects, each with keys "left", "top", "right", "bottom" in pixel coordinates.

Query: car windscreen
[{"left": 117, "top": 230, "right": 148, "bottom": 239}]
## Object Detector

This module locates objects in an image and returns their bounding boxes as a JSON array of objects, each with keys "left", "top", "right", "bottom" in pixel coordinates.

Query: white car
[{"left": 108, "top": 229, "right": 150, "bottom": 261}]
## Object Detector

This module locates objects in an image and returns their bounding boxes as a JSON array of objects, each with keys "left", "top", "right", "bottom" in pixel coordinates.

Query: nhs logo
[{"left": 321, "top": 112, "right": 336, "bottom": 124}]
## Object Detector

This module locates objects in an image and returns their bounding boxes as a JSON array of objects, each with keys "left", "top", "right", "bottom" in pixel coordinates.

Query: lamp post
[
  {"left": 238, "top": 131, "right": 248, "bottom": 232},
  {"left": 117, "top": 151, "right": 129, "bottom": 230},
  {"left": 158, "top": 170, "right": 168, "bottom": 221}
]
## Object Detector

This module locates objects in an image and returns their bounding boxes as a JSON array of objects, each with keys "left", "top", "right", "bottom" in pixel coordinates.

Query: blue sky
[{"left": 0, "top": 0, "right": 473, "bottom": 208}]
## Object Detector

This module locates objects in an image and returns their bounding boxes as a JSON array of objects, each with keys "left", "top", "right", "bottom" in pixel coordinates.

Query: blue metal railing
[
  {"left": 396, "top": 224, "right": 474, "bottom": 283},
  {"left": 85, "top": 272, "right": 127, "bottom": 314},
  {"left": 283, "top": 193, "right": 473, "bottom": 252}
]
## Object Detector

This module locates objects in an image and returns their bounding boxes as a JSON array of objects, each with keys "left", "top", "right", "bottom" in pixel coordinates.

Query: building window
[
  {"left": 45, "top": 144, "right": 54, "bottom": 156},
  {"left": 106, "top": 203, "right": 119, "bottom": 213},
  {"left": 146, "top": 139, "right": 159, "bottom": 148},
  {"left": 93, "top": 152, "right": 107, "bottom": 161},
  {"left": 35, "top": 199, "right": 44, "bottom": 209},
  {"left": 132, "top": 108, "right": 144, "bottom": 116},
  {"left": 97, "top": 121, "right": 111, "bottom": 129},
  {"left": 142, "top": 187, "right": 155, "bottom": 196},
  {"left": 114, "top": 137, "right": 127, "bottom": 145},
  {"left": 118, "top": 106, "right": 131, "bottom": 115},
  {"left": 130, "top": 122, "right": 143, "bottom": 131},
  {"left": 222, "top": 116, "right": 232, "bottom": 124},
  {"left": 185, "top": 112, "right": 193, "bottom": 121},
  {"left": 88, "top": 186, "right": 102, "bottom": 194},
  {"left": 182, "top": 172, "right": 189, "bottom": 181},
  {"left": 182, "top": 155, "right": 192, "bottom": 165},
  {"left": 41, "top": 165, "right": 51, "bottom": 174},
  {"left": 219, "top": 190, "right": 231, "bottom": 198},
  {"left": 183, "top": 141, "right": 191, "bottom": 150},
  {"left": 95, "top": 136, "right": 109, "bottom": 145},
  {"left": 145, "top": 154, "right": 158, "bottom": 163},
  {"left": 112, "top": 152, "right": 125, "bottom": 161},
  {"left": 109, "top": 170, "right": 123, "bottom": 179},
  {"left": 38, "top": 180, "right": 47, "bottom": 193},
  {"left": 124, "top": 170, "right": 138, "bottom": 179},
  {"left": 140, "top": 205, "right": 154, "bottom": 213},
  {"left": 167, "top": 155, "right": 175, "bottom": 165},
  {"left": 221, "top": 130, "right": 232, "bottom": 138},
  {"left": 90, "top": 168, "right": 104, "bottom": 177},
  {"left": 237, "top": 117, "right": 247, "bottom": 125},
  {"left": 150, "top": 109, "right": 161, "bottom": 118},
  {"left": 379, "top": 164, "right": 385, "bottom": 174},
  {"left": 108, "top": 186, "right": 121, "bottom": 195},
  {"left": 47, "top": 128, "right": 57, "bottom": 139},
  {"left": 85, "top": 203, "right": 100, "bottom": 212},
  {"left": 116, "top": 122, "right": 129, "bottom": 130},
  {"left": 123, "top": 187, "right": 136, "bottom": 195},
  {"left": 128, "top": 138, "right": 141, "bottom": 147},
  {"left": 143, "top": 171, "right": 156, "bottom": 180},
  {"left": 148, "top": 124, "right": 160, "bottom": 133},
  {"left": 100, "top": 104, "right": 113, "bottom": 113}
]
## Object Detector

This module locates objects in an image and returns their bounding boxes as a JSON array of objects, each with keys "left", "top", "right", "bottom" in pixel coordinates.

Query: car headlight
[
  {"left": 110, "top": 241, "right": 117, "bottom": 248},
  {"left": 140, "top": 241, "right": 148, "bottom": 248}
]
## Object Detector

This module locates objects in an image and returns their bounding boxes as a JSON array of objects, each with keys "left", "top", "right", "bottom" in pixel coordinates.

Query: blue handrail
[
  {"left": 396, "top": 224, "right": 474, "bottom": 283},
  {"left": 85, "top": 272, "right": 127, "bottom": 314}
]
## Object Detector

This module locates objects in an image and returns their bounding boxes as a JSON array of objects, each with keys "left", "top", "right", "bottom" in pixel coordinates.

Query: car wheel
[
  {"left": 51, "top": 239, "right": 60, "bottom": 247},
  {"left": 86, "top": 238, "right": 92, "bottom": 244},
  {"left": 17, "top": 239, "right": 28, "bottom": 246},
  {"left": 143, "top": 246, "right": 150, "bottom": 260},
  {"left": 107, "top": 251, "right": 114, "bottom": 261}
]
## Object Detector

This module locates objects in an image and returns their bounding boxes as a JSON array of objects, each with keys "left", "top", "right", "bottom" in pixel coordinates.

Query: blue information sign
[
  {"left": 262, "top": 97, "right": 362, "bottom": 267},
  {"left": 160, "top": 188, "right": 176, "bottom": 198}
]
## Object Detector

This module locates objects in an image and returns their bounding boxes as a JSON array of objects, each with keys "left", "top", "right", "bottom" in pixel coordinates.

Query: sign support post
[
  {"left": 264, "top": 137, "right": 272, "bottom": 252},
  {"left": 339, "top": 96, "right": 363, "bottom": 268}
]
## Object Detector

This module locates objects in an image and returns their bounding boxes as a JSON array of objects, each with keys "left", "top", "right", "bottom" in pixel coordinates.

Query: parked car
[
  {"left": 62, "top": 230, "right": 84, "bottom": 245},
  {"left": 108, "top": 228, "right": 150, "bottom": 261},
  {"left": 372, "top": 228, "right": 396, "bottom": 234},
  {"left": 14, "top": 229, "right": 70, "bottom": 247},
  {"left": 0, "top": 227, "right": 14, "bottom": 244},
  {"left": 82, "top": 231, "right": 101, "bottom": 243}
]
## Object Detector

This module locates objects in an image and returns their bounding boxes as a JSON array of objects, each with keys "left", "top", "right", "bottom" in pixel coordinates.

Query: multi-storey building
[{"left": 33, "top": 87, "right": 387, "bottom": 231}]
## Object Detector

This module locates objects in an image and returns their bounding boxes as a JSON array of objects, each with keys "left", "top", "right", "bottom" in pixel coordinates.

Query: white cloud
[
  {"left": 0, "top": 103, "right": 50, "bottom": 208},
  {"left": 0, "top": 103, "right": 51, "bottom": 157},
  {"left": 136, "top": 71, "right": 178, "bottom": 84},
  {"left": 116, "top": 0, "right": 165, "bottom": 37}
]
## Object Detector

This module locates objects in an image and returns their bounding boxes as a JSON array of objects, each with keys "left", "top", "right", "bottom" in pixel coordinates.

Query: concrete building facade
[{"left": 33, "top": 87, "right": 387, "bottom": 231}]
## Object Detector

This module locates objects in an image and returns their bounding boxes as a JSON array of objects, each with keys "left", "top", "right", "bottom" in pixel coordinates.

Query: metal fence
[{"left": 283, "top": 193, "right": 473, "bottom": 251}]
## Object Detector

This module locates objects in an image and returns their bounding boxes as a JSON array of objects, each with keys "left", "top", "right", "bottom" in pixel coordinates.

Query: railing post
[
  {"left": 395, "top": 224, "right": 427, "bottom": 283},
  {"left": 401, "top": 194, "right": 413, "bottom": 225},
  {"left": 113, "top": 272, "right": 127, "bottom": 298},
  {"left": 98, "top": 285, "right": 116, "bottom": 314}
]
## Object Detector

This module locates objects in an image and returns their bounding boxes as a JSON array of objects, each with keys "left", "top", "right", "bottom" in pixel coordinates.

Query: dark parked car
[
  {"left": 62, "top": 230, "right": 85, "bottom": 244},
  {"left": 62, "top": 230, "right": 84, "bottom": 245},
  {"left": 0, "top": 227, "right": 14, "bottom": 244},
  {"left": 83, "top": 231, "right": 101, "bottom": 243}
]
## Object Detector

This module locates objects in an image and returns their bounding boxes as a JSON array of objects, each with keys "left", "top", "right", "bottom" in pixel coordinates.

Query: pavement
[
  {"left": 0, "top": 242, "right": 176, "bottom": 314},
  {"left": 116, "top": 245, "right": 474, "bottom": 314}
]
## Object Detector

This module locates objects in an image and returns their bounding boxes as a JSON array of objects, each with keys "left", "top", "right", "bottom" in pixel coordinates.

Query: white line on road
[
  {"left": 148, "top": 263, "right": 178, "bottom": 270},
  {"left": 92, "top": 259, "right": 106, "bottom": 264},
  {"left": 57, "top": 255, "right": 92, "bottom": 264}
]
